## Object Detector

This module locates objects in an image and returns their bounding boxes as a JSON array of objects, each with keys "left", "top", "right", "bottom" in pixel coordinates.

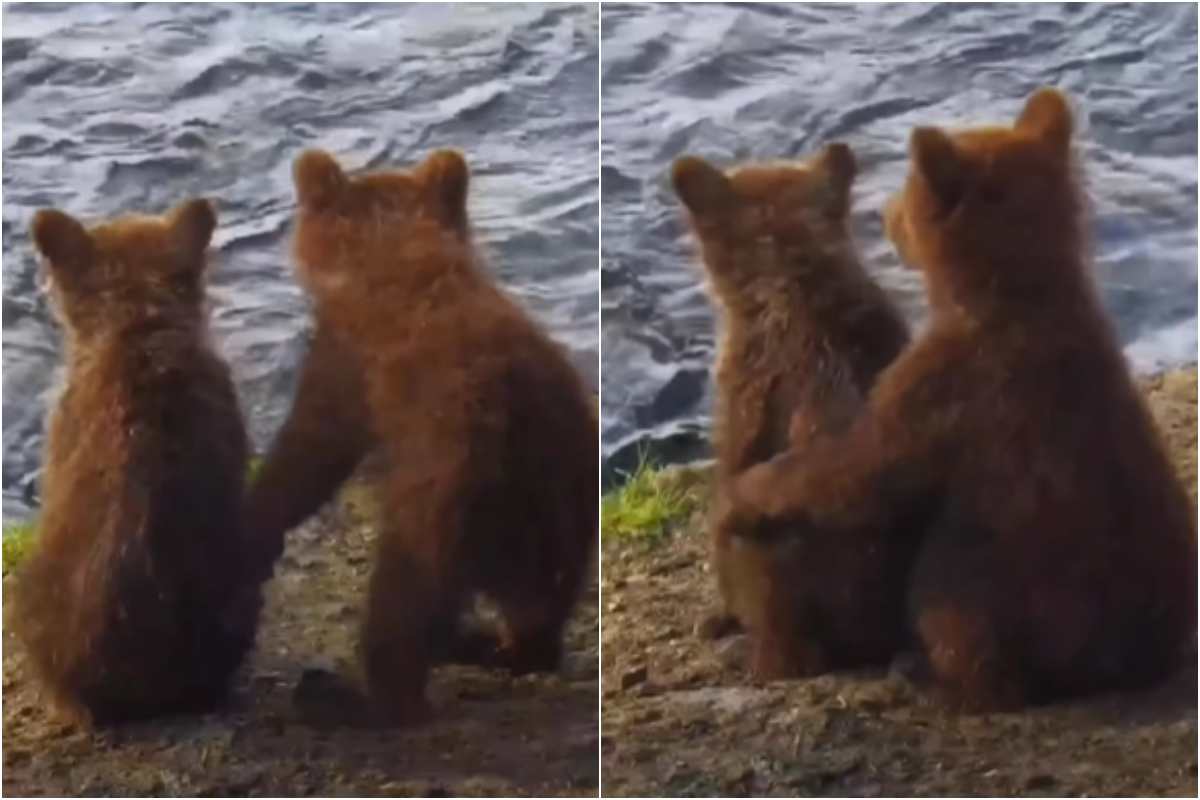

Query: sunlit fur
[
  {"left": 272, "top": 148, "right": 597, "bottom": 725},
  {"left": 7, "top": 201, "right": 257, "bottom": 726}
]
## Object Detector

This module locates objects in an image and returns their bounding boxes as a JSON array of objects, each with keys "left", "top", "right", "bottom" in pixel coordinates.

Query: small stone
[
  {"left": 293, "top": 667, "right": 373, "bottom": 726},
  {"left": 225, "top": 768, "right": 263, "bottom": 795},
  {"left": 633, "top": 707, "right": 663, "bottom": 723},
  {"left": 715, "top": 634, "right": 750, "bottom": 670},
  {"left": 5, "top": 747, "right": 30, "bottom": 764},
  {"left": 723, "top": 765, "right": 754, "bottom": 789},
  {"left": 620, "top": 665, "right": 648, "bottom": 690},
  {"left": 695, "top": 611, "right": 740, "bottom": 640},
  {"left": 656, "top": 627, "right": 680, "bottom": 643},
  {"left": 1025, "top": 773, "right": 1057, "bottom": 790},
  {"left": 633, "top": 682, "right": 661, "bottom": 698},
  {"left": 47, "top": 722, "right": 76, "bottom": 739},
  {"left": 325, "top": 602, "right": 356, "bottom": 621},
  {"left": 648, "top": 556, "right": 693, "bottom": 576}
]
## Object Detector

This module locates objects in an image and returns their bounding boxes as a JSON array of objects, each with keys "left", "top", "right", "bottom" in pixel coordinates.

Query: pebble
[
  {"left": 621, "top": 665, "right": 648, "bottom": 690},
  {"left": 1025, "top": 773, "right": 1058, "bottom": 790},
  {"left": 715, "top": 635, "right": 749, "bottom": 670}
]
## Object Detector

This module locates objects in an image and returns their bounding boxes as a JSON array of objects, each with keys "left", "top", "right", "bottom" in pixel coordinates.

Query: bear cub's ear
[
  {"left": 672, "top": 156, "right": 733, "bottom": 217},
  {"left": 294, "top": 149, "right": 348, "bottom": 211},
  {"left": 814, "top": 142, "right": 857, "bottom": 218},
  {"left": 910, "top": 126, "right": 968, "bottom": 214},
  {"left": 418, "top": 149, "right": 470, "bottom": 221},
  {"left": 31, "top": 208, "right": 93, "bottom": 271},
  {"left": 1015, "top": 87, "right": 1073, "bottom": 158},
  {"left": 169, "top": 198, "right": 217, "bottom": 258}
]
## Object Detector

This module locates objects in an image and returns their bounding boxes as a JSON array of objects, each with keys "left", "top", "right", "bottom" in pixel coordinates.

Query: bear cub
[
  {"left": 672, "top": 144, "right": 911, "bottom": 678},
  {"left": 732, "top": 88, "right": 1196, "bottom": 709},
  {"left": 8, "top": 200, "right": 257, "bottom": 726},
  {"left": 273, "top": 148, "right": 598, "bottom": 725}
]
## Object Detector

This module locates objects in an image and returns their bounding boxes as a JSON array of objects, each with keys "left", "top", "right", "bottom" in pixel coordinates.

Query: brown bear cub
[
  {"left": 7, "top": 200, "right": 258, "bottom": 726},
  {"left": 273, "top": 148, "right": 597, "bottom": 725},
  {"left": 732, "top": 88, "right": 1197, "bottom": 709},
  {"left": 672, "top": 144, "right": 911, "bottom": 678}
]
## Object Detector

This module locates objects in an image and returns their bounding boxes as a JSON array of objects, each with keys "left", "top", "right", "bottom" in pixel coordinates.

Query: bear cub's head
[
  {"left": 671, "top": 143, "right": 858, "bottom": 295},
  {"left": 884, "top": 87, "right": 1078, "bottom": 302},
  {"left": 30, "top": 200, "right": 217, "bottom": 338},
  {"left": 290, "top": 148, "right": 471, "bottom": 301}
]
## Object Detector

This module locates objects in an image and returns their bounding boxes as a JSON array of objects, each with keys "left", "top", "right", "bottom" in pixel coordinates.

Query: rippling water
[
  {"left": 2, "top": 2, "right": 599, "bottom": 519},
  {"left": 601, "top": 2, "right": 1197, "bottom": 481}
]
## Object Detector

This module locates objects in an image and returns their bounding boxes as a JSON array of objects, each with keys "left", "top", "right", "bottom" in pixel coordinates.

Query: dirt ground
[
  {"left": 3, "top": 483, "right": 599, "bottom": 797},
  {"left": 601, "top": 368, "right": 1199, "bottom": 797}
]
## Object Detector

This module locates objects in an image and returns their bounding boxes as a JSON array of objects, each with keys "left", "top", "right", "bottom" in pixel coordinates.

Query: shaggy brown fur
[
  {"left": 731, "top": 88, "right": 1197, "bottom": 709},
  {"left": 242, "top": 325, "right": 371, "bottom": 583},
  {"left": 242, "top": 297, "right": 505, "bottom": 669},
  {"left": 7, "top": 200, "right": 257, "bottom": 726},
  {"left": 672, "top": 144, "right": 911, "bottom": 677},
  {"left": 283, "top": 148, "right": 597, "bottom": 725}
]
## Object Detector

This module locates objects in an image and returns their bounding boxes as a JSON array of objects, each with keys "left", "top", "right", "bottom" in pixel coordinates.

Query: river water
[
  {"left": 601, "top": 2, "right": 1197, "bottom": 481},
  {"left": 2, "top": 2, "right": 599, "bottom": 519},
  {"left": 3, "top": 3, "right": 1196, "bottom": 507}
]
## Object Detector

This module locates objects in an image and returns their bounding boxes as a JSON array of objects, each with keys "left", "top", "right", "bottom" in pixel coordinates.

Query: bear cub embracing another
[
  {"left": 672, "top": 144, "right": 913, "bottom": 679},
  {"left": 730, "top": 88, "right": 1196, "bottom": 711}
]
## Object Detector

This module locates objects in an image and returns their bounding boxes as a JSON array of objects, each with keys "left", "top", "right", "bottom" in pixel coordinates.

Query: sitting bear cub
[
  {"left": 673, "top": 144, "right": 911, "bottom": 677},
  {"left": 8, "top": 200, "right": 257, "bottom": 726},
  {"left": 732, "top": 88, "right": 1197, "bottom": 709}
]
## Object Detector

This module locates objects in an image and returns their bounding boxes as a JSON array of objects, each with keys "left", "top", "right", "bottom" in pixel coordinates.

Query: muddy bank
[
  {"left": 3, "top": 482, "right": 599, "bottom": 797},
  {"left": 601, "top": 367, "right": 1197, "bottom": 797}
]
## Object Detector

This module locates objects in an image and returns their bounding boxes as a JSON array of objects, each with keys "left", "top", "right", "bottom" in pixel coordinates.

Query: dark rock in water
[
  {"left": 172, "top": 131, "right": 207, "bottom": 150},
  {"left": 645, "top": 367, "right": 707, "bottom": 426}
]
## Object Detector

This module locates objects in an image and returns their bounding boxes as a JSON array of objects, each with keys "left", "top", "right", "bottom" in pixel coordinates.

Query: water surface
[
  {"left": 3, "top": 2, "right": 599, "bottom": 518},
  {"left": 601, "top": 2, "right": 1197, "bottom": 480}
]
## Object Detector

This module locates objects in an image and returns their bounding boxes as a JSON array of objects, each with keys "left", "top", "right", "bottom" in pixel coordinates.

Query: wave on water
[
  {"left": 2, "top": 2, "right": 599, "bottom": 519},
  {"left": 600, "top": 1, "right": 1197, "bottom": 483}
]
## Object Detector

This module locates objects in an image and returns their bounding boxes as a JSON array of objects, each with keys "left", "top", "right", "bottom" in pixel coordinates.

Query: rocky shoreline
[{"left": 600, "top": 367, "right": 1197, "bottom": 797}]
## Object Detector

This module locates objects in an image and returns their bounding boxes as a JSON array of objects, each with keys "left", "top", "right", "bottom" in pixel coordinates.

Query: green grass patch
[
  {"left": 2, "top": 519, "right": 38, "bottom": 577},
  {"left": 601, "top": 454, "right": 705, "bottom": 543}
]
